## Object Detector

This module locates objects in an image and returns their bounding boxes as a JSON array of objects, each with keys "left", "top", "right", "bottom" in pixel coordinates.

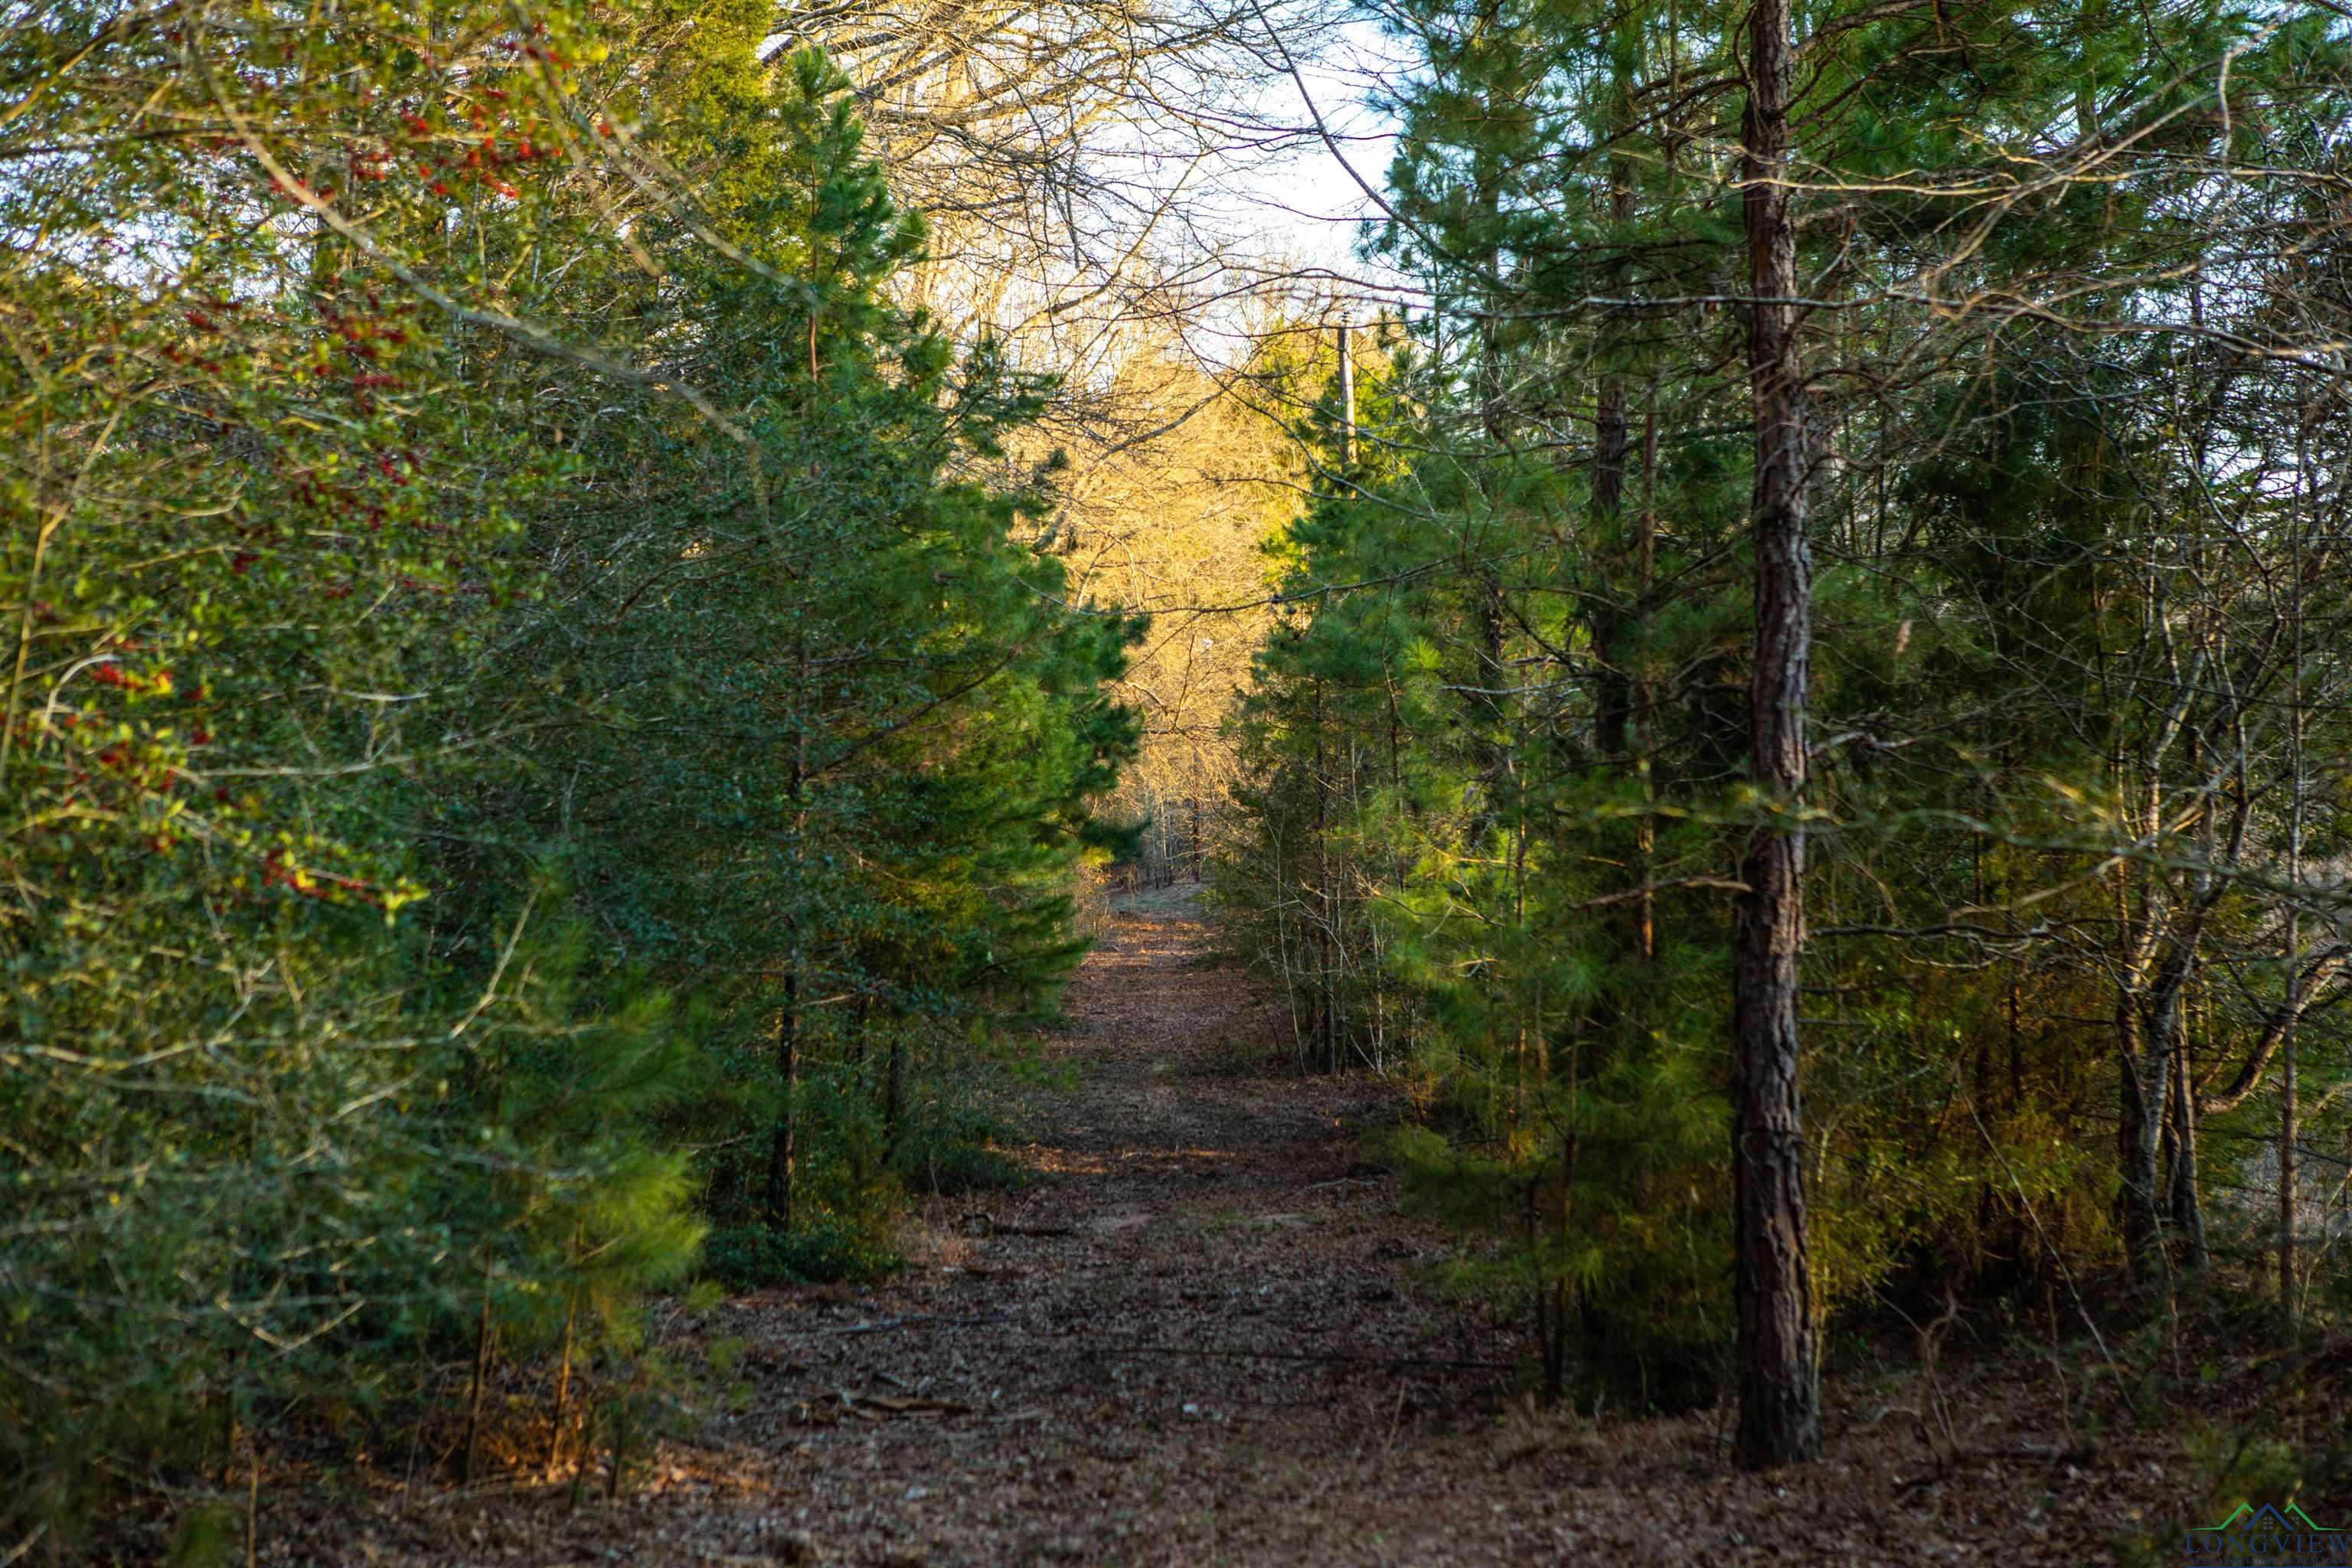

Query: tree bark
[
  {"left": 1590, "top": 148, "right": 1636, "bottom": 768},
  {"left": 2282, "top": 420, "right": 2307, "bottom": 1335},
  {"left": 462, "top": 1290, "right": 492, "bottom": 1485},
  {"left": 884, "top": 1029, "right": 906, "bottom": 1158},
  {"left": 766, "top": 952, "right": 800, "bottom": 1230},
  {"left": 2115, "top": 989, "right": 2165, "bottom": 1275},
  {"left": 2119, "top": 939, "right": 2198, "bottom": 1278},
  {"left": 2164, "top": 1008, "right": 2207, "bottom": 1270},
  {"left": 766, "top": 733, "right": 809, "bottom": 1232},
  {"left": 1335, "top": 318, "right": 1357, "bottom": 470},
  {"left": 1637, "top": 395, "right": 1658, "bottom": 965},
  {"left": 1590, "top": 376, "right": 1633, "bottom": 763},
  {"left": 1731, "top": 0, "right": 1821, "bottom": 1470}
]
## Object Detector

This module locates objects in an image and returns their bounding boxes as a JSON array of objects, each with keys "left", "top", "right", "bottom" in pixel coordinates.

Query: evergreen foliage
[
  {"left": 1218, "top": 0, "right": 2352, "bottom": 1407},
  {"left": 0, "top": 2, "right": 1132, "bottom": 1534}
]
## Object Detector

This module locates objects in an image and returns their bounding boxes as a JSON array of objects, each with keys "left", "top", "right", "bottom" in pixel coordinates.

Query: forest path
[
  {"left": 699, "top": 885, "right": 1541, "bottom": 1565},
  {"left": 346, "top": 890, "right": 2191, "bottom": 1566}
]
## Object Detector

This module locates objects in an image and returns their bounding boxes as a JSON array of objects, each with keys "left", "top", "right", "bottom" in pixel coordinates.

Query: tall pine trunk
[
  {"left": 767, "top": 730, "right": 809, "bottom": 1232},
  {"left": 766, "top": 950, "right": 800, "bottom": 1230},
  {"left": 1731, "top": 0, "right": 1821, "bottom": 1469}
]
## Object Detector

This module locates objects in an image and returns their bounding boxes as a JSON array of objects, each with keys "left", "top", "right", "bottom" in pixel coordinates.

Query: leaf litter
[{"left": 194, "top": 887, "right": 2347, "bottom": 1565}]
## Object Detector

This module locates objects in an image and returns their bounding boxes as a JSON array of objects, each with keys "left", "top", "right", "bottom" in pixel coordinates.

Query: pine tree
[
  {"left": 1227, "top": 0, "right": 2352, "bottom": 1425},
  {"left": 1, "top": 6, "right": 1139, "bottom": 1529}
]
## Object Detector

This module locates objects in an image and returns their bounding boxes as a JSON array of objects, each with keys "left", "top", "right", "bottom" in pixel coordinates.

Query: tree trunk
[
  {"left": 2282, "top": 420, "right": 2306, "bottom": 1334},
  {"left": 1636, "top": 395, "right": 1659, "bottom": 965},
  {"left": 766, "top": 959, "right": 799, "bottom": 1231},
  {"left": 2113, "top": 991, "right": 2164, "bottom": 1278},
  {"left": 2122, "top": 941, "right": 2198, "bottom": 1281},
  {"left": 766, "top": 735, "right": 809, "bottom": 1233},
  {"left": 2280, "top": 911, "right": 2299, "bottom": 1328},
  {"left": 462, "top": 1291, "right": 492, "bottom": 1485},
  {"left": 1312, "top": 677, "right": 1336, "bottom": 1071},
  {"left": 1589, "top": 146, "right": 1636, "bottom": 768},
  {"left": 1730, "top": 0, "right": 1821, "bottom": 1470},
  {"left": 1335, "top": 318, "right": 1357, "bottom": 469},
  {"left": 1590, "top": 370, "right": 1632, "bottom": 761},
  {"left": 884, "top": 1030, "right": 906, "bottom": 1158},
  {"left": 2164, "top": 1008, "right": 2207, "bottom": 1270}
]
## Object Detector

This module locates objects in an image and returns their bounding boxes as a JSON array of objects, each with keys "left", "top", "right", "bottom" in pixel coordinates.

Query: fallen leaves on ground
[{"left": 151, "top": 889, "right": 2347, "bottom": 1566}]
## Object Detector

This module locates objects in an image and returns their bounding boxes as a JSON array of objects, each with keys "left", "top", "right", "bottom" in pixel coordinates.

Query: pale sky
[{"left": 1204, "top": 16, "right": 1416, "bottom": 344}]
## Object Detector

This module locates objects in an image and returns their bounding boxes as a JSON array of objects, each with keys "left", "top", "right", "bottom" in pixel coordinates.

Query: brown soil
[{"left": 227, "top": 890, "right": 2339, "bottom": 1565}]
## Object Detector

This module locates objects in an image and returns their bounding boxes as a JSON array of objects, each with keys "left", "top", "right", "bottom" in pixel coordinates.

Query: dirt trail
[
  {"left": 703, "top": 886, "right": 1531, "bottom": 1565},
  {"left": 318, "top": 890, "right": 2213, "bottom": 1566}
]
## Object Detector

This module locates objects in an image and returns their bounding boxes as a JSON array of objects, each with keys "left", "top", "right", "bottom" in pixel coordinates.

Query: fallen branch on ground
[
  {"left": 1089, "top": 1342, "right": 1512, "bottom": 1372},
  {"left": 824, "top": 1312, "right": 1014, "bottom": 1335},
  {"left": 959, "top": 1214, "right": 1076, "bottom": 1237}
]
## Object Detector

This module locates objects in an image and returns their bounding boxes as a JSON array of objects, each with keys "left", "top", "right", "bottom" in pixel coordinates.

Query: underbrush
[
  {"left": 38, "top": 1043, "right": 1052, "bottom": 1562},
  {"left": 701, "top": 1217, "right": 901, "bottom": 1289},
  {"left": 687, "top": 1031, "right": 1048, "bottom": 1282},
  {"left": 1827, "top": 1265, "right": 2352, "bottom": 1553}
]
